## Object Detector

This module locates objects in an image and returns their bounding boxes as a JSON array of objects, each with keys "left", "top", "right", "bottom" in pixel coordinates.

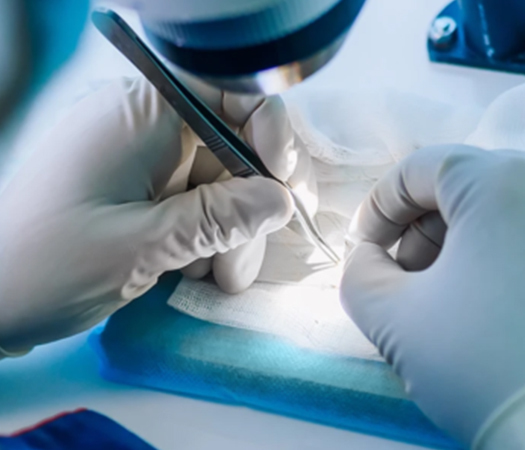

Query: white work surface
[{"left": 1, "top": 0, "right": 524, "bottom": 448}]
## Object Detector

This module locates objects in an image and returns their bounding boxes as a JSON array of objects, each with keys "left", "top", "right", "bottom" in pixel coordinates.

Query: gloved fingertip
[
  {"left": 243, "top": 177, "right": 295, "bottom": 233},
  {"left": 181, "top": 258, "right": 213, "bottom": 279},
  {"left": 222, "top": 92, "right": 265, "bottom": 126},
  {"left": 242, "top": 98, "right": 297, "bottom": 182},
  {"left": 213, "top": 237, "right": 266, "bottom": 294},
  {"left": 215, "top": 280, "right": 246, "bottom": 295}
]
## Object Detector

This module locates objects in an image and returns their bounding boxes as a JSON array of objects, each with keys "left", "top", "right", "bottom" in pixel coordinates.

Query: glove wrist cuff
[{"left": 473, "top": 385, "right": 525, "bottom": 450}]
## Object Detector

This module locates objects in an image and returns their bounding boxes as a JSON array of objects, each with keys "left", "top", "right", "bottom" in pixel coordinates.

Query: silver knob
[{"left": 429, "top": 16, "right": 458, "bottom": 50}]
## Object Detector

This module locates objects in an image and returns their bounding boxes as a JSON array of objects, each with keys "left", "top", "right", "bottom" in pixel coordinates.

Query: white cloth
[{"left": 168, "top": 88, "right": 483, "bottom": 359}]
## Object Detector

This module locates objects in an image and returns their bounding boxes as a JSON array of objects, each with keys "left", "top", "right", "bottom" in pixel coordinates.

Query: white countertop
[{"left": 1, "top": 0, "right": 524, "bottom": 448}]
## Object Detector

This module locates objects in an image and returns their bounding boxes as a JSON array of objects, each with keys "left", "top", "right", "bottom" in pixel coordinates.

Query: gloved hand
[
  {"left": 0, "top": 76, "right": 315, "bottom": 355},
  {"left": 342, "top": 144, "right": 525, "bottom": 449}
]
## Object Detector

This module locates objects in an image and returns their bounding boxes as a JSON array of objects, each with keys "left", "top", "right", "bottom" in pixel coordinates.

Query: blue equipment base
[
  {"left": 428, "top": 1, "right": 525, "bottom": 75},
  {"left": 90, "top": 271, "right": 462, "bottom": 449}
]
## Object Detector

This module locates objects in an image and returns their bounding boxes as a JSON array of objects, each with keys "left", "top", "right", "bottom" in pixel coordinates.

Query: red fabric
[{"left": 7, "top": 409, "right": 88, "bottom": 437}]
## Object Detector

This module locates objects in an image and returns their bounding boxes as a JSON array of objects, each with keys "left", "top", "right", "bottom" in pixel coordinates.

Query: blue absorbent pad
[
  {"left": 0, "top": 410, "right": 157, "bottom": 450},
  {"left": 90, "top": 271, "right": 462, "bottom": 449}
]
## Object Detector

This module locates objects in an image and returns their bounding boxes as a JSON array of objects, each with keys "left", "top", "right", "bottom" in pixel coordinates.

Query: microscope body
[{"left": 114, "top": 0, "right": 366, "bottom": 94}]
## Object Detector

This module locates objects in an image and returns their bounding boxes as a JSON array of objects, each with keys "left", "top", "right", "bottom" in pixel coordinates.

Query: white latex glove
[
  {"left": 342, "top": 144, "right": 525, "bottom": 449},
  {"left": 0, "top": 76, "right": 315, "bottom": 354},
  {"left": 374, "top": 83, "right": 525, "bottom": 272}
]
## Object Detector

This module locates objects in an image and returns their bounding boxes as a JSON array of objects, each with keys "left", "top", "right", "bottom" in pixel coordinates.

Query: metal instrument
[{"left": 92, "top": 9, "right": 341, "bottom": 264}]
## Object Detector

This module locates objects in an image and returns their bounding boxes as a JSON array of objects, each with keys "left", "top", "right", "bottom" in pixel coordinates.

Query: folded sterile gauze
[{"left": 168, "top": 88, "right": 483, "bottom": 359}]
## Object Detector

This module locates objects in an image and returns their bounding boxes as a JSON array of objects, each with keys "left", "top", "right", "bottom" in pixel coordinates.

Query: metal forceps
[{"left": 92, "top": 9, "right": 340, "bottom": 264}]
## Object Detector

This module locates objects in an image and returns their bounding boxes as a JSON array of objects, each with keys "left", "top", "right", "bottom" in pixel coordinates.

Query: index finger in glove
[
  {"left": 349, "top": 144, "right": 479, "bottom": 249},
  {"left": 225, "top": 93, "right": 296, "bottom": 181},
  {"left": 190, "top": 92, "right": 300, "bottom": 183},
  {"left": 177, "top": 73, "right": 314, "bottom": 195},
  {"left": 236, "top": 94, "right": 318, "bottom": 216},
  {"left": 188, "top": 94, "right": 294, "bottom": 185},
  {"left": 170, "top": 72, "right": 296, "bottom": 177},
  {"left": 122, "top": 176, "right": 294, "bottom": 300}
]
